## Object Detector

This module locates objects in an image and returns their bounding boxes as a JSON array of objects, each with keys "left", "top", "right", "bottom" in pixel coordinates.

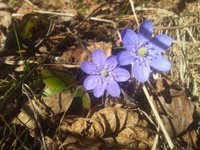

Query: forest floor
[{"left": 0, "top": 0, "right": 200, "bottom": 149}]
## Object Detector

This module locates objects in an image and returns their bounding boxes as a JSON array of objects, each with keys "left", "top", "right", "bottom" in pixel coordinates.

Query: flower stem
[{"left": 143, "top": 85, "right": 174, "bottom": 149}]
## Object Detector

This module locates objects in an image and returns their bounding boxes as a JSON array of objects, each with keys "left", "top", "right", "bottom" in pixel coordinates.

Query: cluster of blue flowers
[{"left": 81, "top": 20, "right": 172, "bottom": 98}]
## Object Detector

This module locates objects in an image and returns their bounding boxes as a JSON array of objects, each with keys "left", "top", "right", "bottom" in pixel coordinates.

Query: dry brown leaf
[
  {"left": 0, "top": 10, "right": 12, "bottom": 31},
  {"left": 90, "top": 110, "right": 107, "bottom": 134},
  {"left": 88, "top": 119, "right": 105, "bottom": 138},
  {"left": 16, "top": 1, "right": 38, "bottom": 18},
  {"left": 59, "top": 41, "right": 112, "bottom": 65},
  {"left": 111, "top": 119, "right": 152, "bottom": 149},
  {"left": 61, "top": 116, "right": 105, "bottom": 138},
  {"left": 176, "top": 129, "right": 199, "bottom": 149},
  {"left": 12, "top": 91, "right": 74, "bottom": 131},
  {"left": 12, "top": 102, "right": 37, "bottom": 131},
  {"left": 38, "top": 92, "right": 74, "bottom": 118},
  {"left": 59, "top": 133, "right": 101, "bottom": 150},
  {"left": 111, "top": 106, "right": 128, "bottom": 131},
  {"left": 97, "top": 106, "right": 117, "bottom": 134},
  {"left": 126, "top": 108, "right": 139, "bottom": 128},
  {"left": 86, "top": 41, "right": 112, "bottom": 57},
  {"left": 154, "top": 77, "right": 195, "bottom": 137},
  {"left": 116, "top": 128, "right": 138, "bottom": 147},
  {"left": 60, "top": 106, "right": 154, "bottom": 149},
  {"left": 115, "top": 126, "right": 151, "bottom": 150},
  {"left": 62, "top": 118, "right": 89, "bottom": 133}
]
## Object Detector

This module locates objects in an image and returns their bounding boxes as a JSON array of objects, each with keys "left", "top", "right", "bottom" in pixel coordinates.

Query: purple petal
[
  {"left": 81, "top": 61, "right": 97, "bottom": 74},
  {"left": 124, "top": 44, "right": 135, "bottom": 51},
  {"left": 117, "top": 50, "right": 134, "bottom": 66},
  {"left": 138, "top": 20, "right": 153, "bottom": 42},
  {"left": 106, "top": 81, "right": 120, "bottom": 97},
  {"left": 149, "top": 55, "right": 171, "bottom": 71},
  {"left": 93, "top": 82, "right": 106, "bottom": 98},
  {"left": 105, "top": 55, "right": 118, "bottom": 70},
  {"left": 121, "top": 28, "right": 138, "bottom": 47},
  {"left": 133, "top": 61, "right": 150, "bottom": 82},
  {"left": 149, "top": 34, "right": 172, "bottom": 53},
  {"left": 92, "top": 49, "right": 106, "bottom": 65},
  {"left": 112, "top": 68, "right": 130, "bottom": 82},
  {"left": 83, "top": 75, "right": 98, "bottom": 90}
]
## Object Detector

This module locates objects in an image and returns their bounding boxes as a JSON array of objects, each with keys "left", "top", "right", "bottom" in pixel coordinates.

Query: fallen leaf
[
  {"left": 60, "top": 106, "right": 154, "bottom": 149},
  {"left": 154, "top": 77, "right": 195, "bottom": 137},
  {"left": 59, "top": 133, "right": 101, "bottom": 150}
]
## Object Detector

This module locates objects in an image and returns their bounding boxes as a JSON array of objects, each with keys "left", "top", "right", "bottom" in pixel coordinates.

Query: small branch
[
  {"left": 90, "top": 17, "right": 121, "bottom": 41},
  {"left": 143, "top": 85, "right": 174, "bottom": 149},
  {"left": 129, "top": 0, "right": 139, "bottom": 26},
  {"left": 22, "top": 84, "right": 47, "bottom": 150},
  {"left": 154, "top": 22, "right": 200, "bottom": 30}
]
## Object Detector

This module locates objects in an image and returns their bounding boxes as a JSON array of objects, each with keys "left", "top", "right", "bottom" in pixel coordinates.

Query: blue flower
[
  {"left": 81, "top": 49, "right": 130, "bottom": 98},
  {"left": 118, "top": 20, "right": 172, "bottom": 82}
]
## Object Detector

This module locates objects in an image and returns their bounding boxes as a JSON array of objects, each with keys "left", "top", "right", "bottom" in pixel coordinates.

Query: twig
[
  {"left": 66, "top": 28, "right": 92, "bottom": 57},
  {"left": 43, "top": 63, "right": 80, "bottom": 68},
  {"left": 129, "top": 0, "right": 139, "bottom": 26},
  {"left": 90, "top": 17, "right": 121, "bottom": 41},
  {"left": 154, "top": 22, "right": 200, "bottom": 30},
  {"left": 33, "top": 10, "right": 75, "bottom": 17},
  {"left": 143, "top": 85, "right": 174, "bottom": 149},
  {"left": 12, "top": 10, "right": 75, "bottom": 17},
  {"left": 151, "top": 130, "right": 159, "bottom": 150},
  {"left": 135, "top": 7, "right": 178, "bottom": 18},
  {"left": 22, "top": 83, "right": 47, "bottom": 150}
]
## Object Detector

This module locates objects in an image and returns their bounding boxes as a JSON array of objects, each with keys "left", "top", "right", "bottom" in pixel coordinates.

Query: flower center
[
  {"left": 101, "top": 69, "right": 108, "bottom": 77},
  {"left": 138, "top": 47, "right": 147, "bottom": 56}
]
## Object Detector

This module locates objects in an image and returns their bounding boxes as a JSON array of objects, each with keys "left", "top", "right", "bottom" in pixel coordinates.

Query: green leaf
[
  {"left": 18, "top": 13, "right": 49, "bottom": 40},
  {"left": 74, "top": 86, "right": 91, "bottom": 110},
  {"left": 41, "top": 68, "right": 91, "bottom": 110},
  {"left": 41, "top": 69, "right": 76, "bottom": 96}
]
